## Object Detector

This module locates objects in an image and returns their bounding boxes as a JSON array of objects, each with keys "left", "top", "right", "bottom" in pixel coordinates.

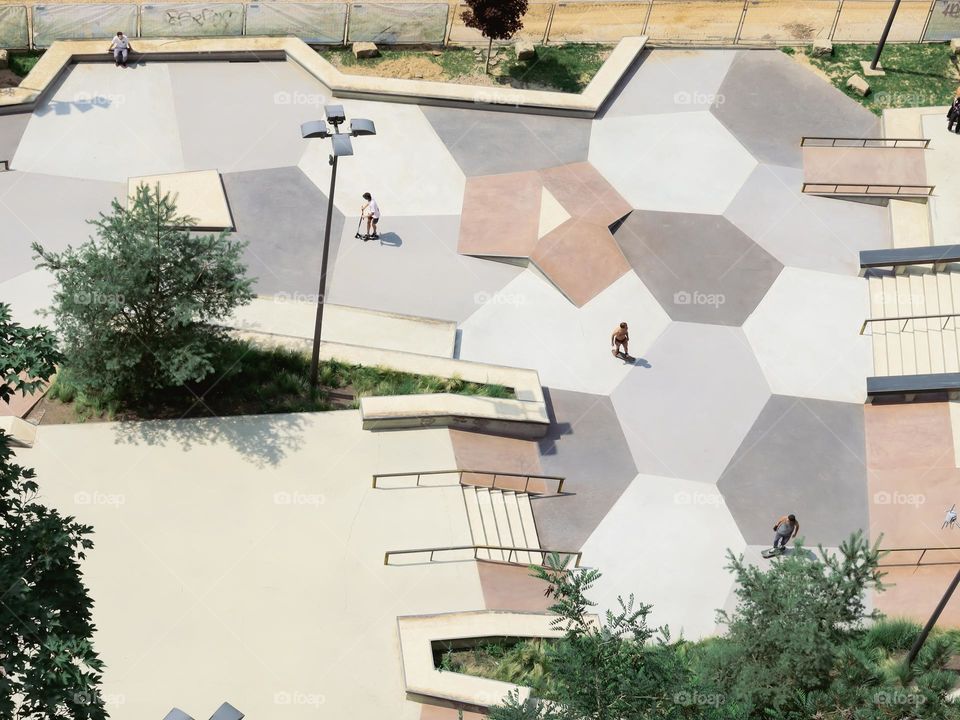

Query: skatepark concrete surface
[{"left": 3, "top": 48, "right": 953, "bottom": 719}]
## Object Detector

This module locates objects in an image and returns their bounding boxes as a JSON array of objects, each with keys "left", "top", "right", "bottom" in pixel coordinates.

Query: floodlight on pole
[{"left": 300, "top": 107, "right": 376, "bottom": 387}]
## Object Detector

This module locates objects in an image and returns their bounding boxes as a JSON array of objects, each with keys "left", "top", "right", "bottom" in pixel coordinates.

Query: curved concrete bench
[
  {"left": 0, "top": 35, "right": 647, "bottom": 119},
  {"left": 397, "top": 610, "right": 594, "bottom": 711}
]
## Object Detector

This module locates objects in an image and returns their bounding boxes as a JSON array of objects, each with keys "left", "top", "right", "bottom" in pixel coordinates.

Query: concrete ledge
[
  {"left": 0, "top": 416, "right": 37, "bottom": 447},
  {"left": 1, "top": 35, "right": 647, "bottom": 119},
  {"left": 397, "top": 611, "right": 584, "bottom": 711}
]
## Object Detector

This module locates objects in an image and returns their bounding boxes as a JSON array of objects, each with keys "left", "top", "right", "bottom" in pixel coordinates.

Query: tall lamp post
[
  {"left": 870, "top": 0, "right": 902, "bottom": 71},
  {"left": 300, "top": 105, "right": 376, "bottom": 387}
]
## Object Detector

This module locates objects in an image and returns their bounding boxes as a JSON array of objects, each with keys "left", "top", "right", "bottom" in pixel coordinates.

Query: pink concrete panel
[
  {"left": 802, "top": 146, "right": 927, "bottom": 187},
  {"left": 532, "top": 218, "right": 632, "bottom": 307},
  {"left": 458, "top": 171, "right": 541, "bottom": 258},
  {"left": 539, "top": 161, "right": 632, "bottom": 227},
  {"left": 875, "top": 566, "right": 960, "bottom": 629},
  {"left": 450, "top": 429, "right": 546, "bottom": 493},
  {"left": 864, "top": 403, "right": 955, "bottom": 471},
  {"left": 868, "top": 466, "right": 960, "bottom": 547},
  {"left": 476, "top": 560, "right": 554, "bottom": 612}
]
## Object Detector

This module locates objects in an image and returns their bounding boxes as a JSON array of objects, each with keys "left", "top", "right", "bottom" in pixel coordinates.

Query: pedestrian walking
[
  {"left": 109, "top": 31, "right": 132, "bottom": 68},
  {"left": 948, "top": 96, "right": 960, "bottom": 134},
  {"left": 360, "top": 192, "right": 380, "bottom": 241}
]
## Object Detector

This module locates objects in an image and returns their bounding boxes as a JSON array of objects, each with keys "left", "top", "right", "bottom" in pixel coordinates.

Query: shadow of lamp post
[{"left": 300, "top": 105, "right": 376, "bottom": 386}]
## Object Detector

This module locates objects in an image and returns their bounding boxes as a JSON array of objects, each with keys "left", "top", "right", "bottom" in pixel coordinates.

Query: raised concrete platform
[
  {"left": 226, "top": 299, "right": 458, "bottom": 358},
  {"left": 802, "top": 144, "right": 929, "bottom": 196},
  {"left": 397, "top": 611, "right": 595, "bottom": 710},
  {"left": 0, "top": 36, "right": 647, "bottom": 119},
  {"left": 0, "top": 416, "right": 37, "bottom": 447},
  {"left": 128, "top": 170, "right": 232, "bottom": 230}
]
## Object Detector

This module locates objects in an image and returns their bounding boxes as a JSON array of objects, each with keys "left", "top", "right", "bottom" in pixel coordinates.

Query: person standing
[
  {"left": 611, "top": 322, "right": 630, "bottom": 359},
  {"left": 772, "top": 514, "right": 800, "bottom": 552},
  {"left": 360, "top": 192, "right": 380, "bottom": 241},
  {"left": 109, "top": 31, "right": 131, "bottom": 68},
  {"left": 948, "top": 96, "right": 960, "bottom": 134}
]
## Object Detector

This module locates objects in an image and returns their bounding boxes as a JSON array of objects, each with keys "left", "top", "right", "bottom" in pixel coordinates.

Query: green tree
[
  {"left": 715, "top": 532, "right": 886, "bottom": 713},
  {"left": 0, "top": 303, "right": 62, "bottom": 405},
  {"left": 32, "top": 184, "right": 253, "bottom": 405},
  {"left": 0, "top": 325, "right": 105, "bottom": 719},
  {"left": 461, "top": 0, "right": 528, "bottom": 73}
]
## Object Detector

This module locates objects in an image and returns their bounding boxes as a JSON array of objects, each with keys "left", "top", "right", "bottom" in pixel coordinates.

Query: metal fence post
[
  {"left": 543, "top": 2, "right": 557, "bottom": 45},
  {"left": 919, "top": 0, "right": 937, "bottom": 41},
  {"left": 734, "top": 0, "right": 750, "bottom": 44},
  {"left": 641, "top": 0, "right": 654, "bottom": 35},
  {"left": 343, "top": 1, "right": 351, "bottom": 45},
  {"left": 443, "top": 2, "right": 456, "bottom": 46},
  {"left": 829, "top": 0, "right": 845, "bottom": 41}
]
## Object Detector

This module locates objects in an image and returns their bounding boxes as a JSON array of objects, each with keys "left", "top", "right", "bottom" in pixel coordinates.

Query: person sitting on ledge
[{"left": 109, "top": 31, "right": 132, "bottom": 68}]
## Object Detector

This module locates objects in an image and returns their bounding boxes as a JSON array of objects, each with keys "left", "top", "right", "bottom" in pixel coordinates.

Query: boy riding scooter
[{"left": 360, "top": 192, "right": 380, "bottom": 241}]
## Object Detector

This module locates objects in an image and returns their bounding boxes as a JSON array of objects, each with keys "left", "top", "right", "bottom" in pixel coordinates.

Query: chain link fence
[{"left": 4, "top": 0, "right": 960, "bottom": 50}]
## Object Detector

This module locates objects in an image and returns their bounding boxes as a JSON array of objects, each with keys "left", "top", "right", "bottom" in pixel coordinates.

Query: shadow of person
[
  {"left": 630, "top": 357, "right": 652, "bottom": 368},
  {"left": 378, "top": 232, "right": 402, "bottom": 248}
]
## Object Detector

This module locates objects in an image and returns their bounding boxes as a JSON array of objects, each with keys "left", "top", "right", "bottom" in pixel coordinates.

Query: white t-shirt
[
  {"left": 365, "top": 199, "right": 380, "bottom": 219},
  {"left": 111, "top": 35, "right": 130, "bottom": 50}
]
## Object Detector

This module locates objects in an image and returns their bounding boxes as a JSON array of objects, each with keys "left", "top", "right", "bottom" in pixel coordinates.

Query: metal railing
[
  {"left": 801, "top": 136, "right": 931, "bottom": 148},
  {"left": 880, "top": 546, "right": 960, "bottom": 568},
  {"left": 802, "top": 183, "right": 935, "bottom": 196},
  {"left": 860, "top": 312, "right": 960, "bottom": 335},
  {"left": 383, "top": 544, "right": 582, "bottom": 566},
  {"left": 372, "top": 469, "right": 565, "bottom": 494}
]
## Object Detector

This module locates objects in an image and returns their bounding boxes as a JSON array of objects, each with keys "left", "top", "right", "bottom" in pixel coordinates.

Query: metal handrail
[
  {"left": 802, "top": 182, "right": 935, "bottom": 196},
  {"left": 371, "top": 468, "right": 565, "bottom": 494},
  {"left": 800, "top": 136, "right": 931, "bottom": 148},
  {"left": 859, "top": 312, "right": 960, "bottom": 335},
  {"left": 879, "top": 546, "right": 960, "bottom": 568},
  {"left": 383, "top": 544, "right": 582, "bottom": 567}
]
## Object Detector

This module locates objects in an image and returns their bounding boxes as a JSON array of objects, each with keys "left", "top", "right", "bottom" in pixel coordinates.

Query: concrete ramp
[{"left": 801, "top": 138, "right": 931, "bottom": 197}]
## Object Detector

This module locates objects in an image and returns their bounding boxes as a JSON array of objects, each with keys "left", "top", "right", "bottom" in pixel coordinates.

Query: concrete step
[
  {"left": 517, "top": 493, "right": 542, "bottom": 564},
  {"left": 490, "top": 490, "right": 512, "bottom": 559},
  {"left": 502, "top": 491, "right": 531, "bottom": 564},
  {"left": 889, "top": 198, "right": 932, "bottom": 248},
  {"left": 475, "top": 488, "right": 502, "bottom": 561},
  {"left": 463, "top": 486, "right": 486, "bottom": 547}
]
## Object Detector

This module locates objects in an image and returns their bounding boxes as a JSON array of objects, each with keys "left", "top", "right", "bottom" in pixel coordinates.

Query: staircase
[
  {"left": 866, "top": 268, "right": 960, "bottom": 376},
  {"left": 462, "top": 486, "right": 542, "bottom": 564}
]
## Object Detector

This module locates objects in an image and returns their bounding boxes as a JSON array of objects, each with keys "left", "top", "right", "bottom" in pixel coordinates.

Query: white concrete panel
[
  {"left": 299, "top": 100, "right": 465, "bottom": 217},
  {"left": 12, "top": 63, "right": 185, "bottom": 182},
  {"left": 458, "top": 269, "right": 670, "bottom": 396},
  {"left": 743, "top": 267, "right": 871, "bottom": 403},
  {"left": 589, "top": 110, "right": 757, "bottom": 214},
  {"left": 581, "top": 473, "right": 745, "bottom": 640}
]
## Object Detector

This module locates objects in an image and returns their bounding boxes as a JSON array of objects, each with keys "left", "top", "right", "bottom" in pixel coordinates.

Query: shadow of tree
[{"left": 111, "top": 412, "right": 308, "bottom": 468}]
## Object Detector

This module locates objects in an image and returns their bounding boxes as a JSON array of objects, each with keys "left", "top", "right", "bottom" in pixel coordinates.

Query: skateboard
[
  {"left": 615, "top": 351, "right": 636, "bottom": 362},
  {"left": 761, "top": 546, "right": 785, "bottom": 559}
]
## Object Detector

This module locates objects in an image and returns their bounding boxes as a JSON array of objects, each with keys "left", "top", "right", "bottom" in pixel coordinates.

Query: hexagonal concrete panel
[
  {"left": 614, "top": 210, "right": 783, "bottom": 325},
  {"left": 299, "top": 100, "right": 466, "bottom": 217},
  {"left": 580, "top": 473, "right": 744, "bottom": 640},
  {"left": 724, "top": 163, "right": 891, "bottom": 276},
  {"left": 222, "top": 166, "right": 344, "bottom": 298},
  {"left": 718, "top": 394, "right": 868, "bottom": 547},
  {"left": 743, "top": 267, "right": 871, "bottom": 404},
  {"left": 610, "top": 322, "right": 771, "bottom": 483},
  {"left": 458, "top": 270, "right": 670, "bottom": 396},
  {"left": 326, "top": 213, "right": 523, "bottom": 323},
  {"left": 711, "top": 50, "right": 878, "bottom": 168},
  {"left": 533, "top": 389, "right": 639, "bottom": 550},
  {"left": 589, "top": 111, "right": 757, "bottom": 214},
  {"left": 421, "top": 105, "right": 592, "bottom": 177},
  {"left": 601, "top": 48, "right": 738, "bottom": 118},
  {"left": 12, "top": 63, "right": 185, "bottom": 181}
]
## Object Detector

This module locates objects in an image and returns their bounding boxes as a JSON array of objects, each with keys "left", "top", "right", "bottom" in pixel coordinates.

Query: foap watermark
[
  {"left": 273, "top": 691, "right": 326, "bottom": 708},
  {"left": 472, "top": 88, "right": 522, "bottom": 107},
  {"left": 74, "top": 692, "right": 126, "bottom": 708},
  {"left": 873, "top": 491, "right": 926, "bottom": 508},
  {"left": 473, "top": 290, "right": 526, "bottom": 307},
  {"left": 74, "top": 91, "right": 126, "bottom": 107},
  {"left": 871, "top": 290, "right": 923, "bottom": 309},
  {"left": 273, "top": 491, "right": 325, "bottom": 507},
  {"left": 272, "top": 291, "right": 323, "bottom": 305},
  {"left": 674, "top": 690, "right": 725, "bottom": 707},
  {"left": 674, "top": 490, "right": 725, "bottom": 507},
  {"left": 674, "top": 290, "right": 725, "bottom": 308},
  {"left": 273, "top": 91, "right": 328, "bottom": 107},
  {"left": 673, "top": 90, "right": 725, "bottom": 106},
  {"left": 73, "top": 291, "right": 125, "bottom": 306},
  {"left": 874, "top": 690, "right": 926, "bottom": 707},
  {"left": 74, "top": 491, "right": 125, "bottom": 508}
]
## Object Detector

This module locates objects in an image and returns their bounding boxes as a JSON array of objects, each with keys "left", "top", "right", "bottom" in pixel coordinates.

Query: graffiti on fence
[
  {"left": 141, "top": 2, "right": 244, "bottom": 36},
  {"left": 165, "top": 6, "right": 237, "bottom": 28}
]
